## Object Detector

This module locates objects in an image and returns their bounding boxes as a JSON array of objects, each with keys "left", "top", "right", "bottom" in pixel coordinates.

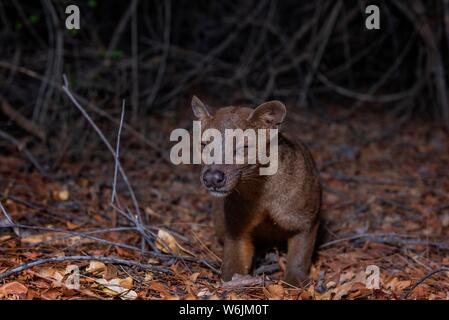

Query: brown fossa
[{"left": 192, "top": 95, "right": 322, "bottom": 287}]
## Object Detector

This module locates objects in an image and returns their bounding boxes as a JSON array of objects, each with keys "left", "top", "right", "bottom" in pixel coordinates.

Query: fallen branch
[
  {"left": 298, "top": 0, "right": 342, "bottom": 106},
  {"left": 0, "top": 255, "right": 171, "bottom": 281},
  {"left": 0, "top": 61, "right": 166, "bottom": 158},
  {"left": 0, "top": 222, "right": 219, "bottom": 272},
  {"left": 0, "top": 201, "right": 20, "bottom": 237},
  {"left": 404, "top": 267, "right": 449, "bottom": 299},
  {"left": 0, "top": 129, "right": 46, "bottom": 175},
  {"left": 62, "top": 75, "right": 142, "bottom": 218},
  {"left": 320, "top": 233, "right": 449, "bottom": 251},
  {"left": 0, "top": 96, "right": 46, "bottom": 141},
  {"left": 322, "top": 172, "right": 413, "bottom": 187}
]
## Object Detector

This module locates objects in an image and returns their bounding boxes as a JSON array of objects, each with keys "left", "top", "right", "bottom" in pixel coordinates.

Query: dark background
[{"left": 1, "top": 1, "right": 448, "bottom": 149}]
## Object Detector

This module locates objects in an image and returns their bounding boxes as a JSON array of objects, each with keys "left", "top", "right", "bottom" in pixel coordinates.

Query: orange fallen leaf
[
  {"left": 189, "top": 272, "right": 201, "bottom": 283},
  {"left": 386, "top": 278, "right": 411, "bottom": 291},
  {"left": 52, "top": 187, "right": 70, "bottom": 201},
  {"left": 0, "top": 281, "right": 28, "bottom": 297},
  {"left": 265, "top": 284, "right": 285, "bottom": 299},
  {"left": 155, "top": 229, "right": 178, "bottom": 254},
  {"left": 66, "top": 221, "right": 80, "bottom": 230},
  {"left": 119, "top": 277, "right": 134, "bottom": 290},
  {"left": 155, "top": 229, "right": 194, "bottom": 256},
  {"left": 149, "top": 281, "right": 167, "bottom": 292},
  {"left": 41, "top": 288, "right": 61, "bottom": 300},
  {"left": 86, "top": 261, "right": 106, "bottom": 274}
]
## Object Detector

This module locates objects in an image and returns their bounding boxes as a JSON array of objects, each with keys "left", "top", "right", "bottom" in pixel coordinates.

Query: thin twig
[
  {"left": 0, "top": 222, "right": 219, "bottom": 271},
  {"left": 61, "top": 75, "right": 141, "bottom": 218},
  {"left": 0, "top": 129, "right": 46, "bottom": 175},
  {"left": 298, "top": 0, "right": 342, "bottom": 106},
  {"left": 131, "top": 0, "right": 139, "bottom": 122},
  {"left": 0, "top": 59, "right": 166, "bottom": 158},
  {"left": 106, "top": 0, "right": 139, "bottom": 57},
  {"left": 320, "top": 232, "right": 449, "bottom": 251},
  {"left": 145, "top": 0, "right": 171, "bottom": 107},
  {"left": 0, "top": 201, "right": 19, "bottom": 236},
  {"left": 0, "top": 255, "right": 171, "bottom": 281},
  {"left": 0, "top": 96, "right": 46, "bottom": 141},
  {"left": 404, "top": 267, "right": 449, "bottom": 299},
  {"left": 62, "top": 75, "right": 161, "bottom": 253},
  {"left": 112, "top": 100, "right": 126, "bottom": 205}
]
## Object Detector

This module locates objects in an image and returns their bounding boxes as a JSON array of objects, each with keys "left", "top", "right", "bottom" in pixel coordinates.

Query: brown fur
[{"left": 192, "top": 96, "right": 321, "bottom": 287}]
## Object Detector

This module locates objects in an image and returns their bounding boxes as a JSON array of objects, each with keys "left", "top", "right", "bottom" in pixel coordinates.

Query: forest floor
[{"left": 1, "top": 104, "right": 449, "bottom": 300}]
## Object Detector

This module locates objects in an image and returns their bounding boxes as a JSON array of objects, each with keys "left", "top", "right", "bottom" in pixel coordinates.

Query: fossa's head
[{"left": 191, "top": 96, "right": 286, "bottom": 197}]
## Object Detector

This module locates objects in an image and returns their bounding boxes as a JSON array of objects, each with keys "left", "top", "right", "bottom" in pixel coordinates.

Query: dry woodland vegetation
[
  {"left": 1, "top": 105, "right": 449, "bottom": 300},
  {"left": 1, "top": 1, "right": 449, "bottom": 300}
]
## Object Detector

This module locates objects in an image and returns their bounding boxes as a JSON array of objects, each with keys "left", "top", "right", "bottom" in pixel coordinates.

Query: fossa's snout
[{"left": 202, "top": 169, "right": 226, "bottom": 189}]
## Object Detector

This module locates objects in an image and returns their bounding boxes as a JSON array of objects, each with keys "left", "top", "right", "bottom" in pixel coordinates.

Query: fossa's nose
[{"left": 203, "top": 169, "right": 226, "bottom": 189}]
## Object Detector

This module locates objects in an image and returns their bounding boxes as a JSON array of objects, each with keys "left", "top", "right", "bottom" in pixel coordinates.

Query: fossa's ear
[
  {"left": 191, "top": 95, "right": 211, "bottom": 120},
  {"left": 247, "top": 100, "right": 286, "bottom": 128}
]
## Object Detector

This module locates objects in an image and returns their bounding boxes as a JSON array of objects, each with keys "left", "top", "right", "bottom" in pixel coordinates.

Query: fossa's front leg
[
  {"left": 221, "top": 236, "right": 254, "bottom": 281},
  {"left": 212, "top": 199, "right": 225, "bottom": 243},
  {"left": 284, "top": 222, "right": 319, "bottom": 287}
]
